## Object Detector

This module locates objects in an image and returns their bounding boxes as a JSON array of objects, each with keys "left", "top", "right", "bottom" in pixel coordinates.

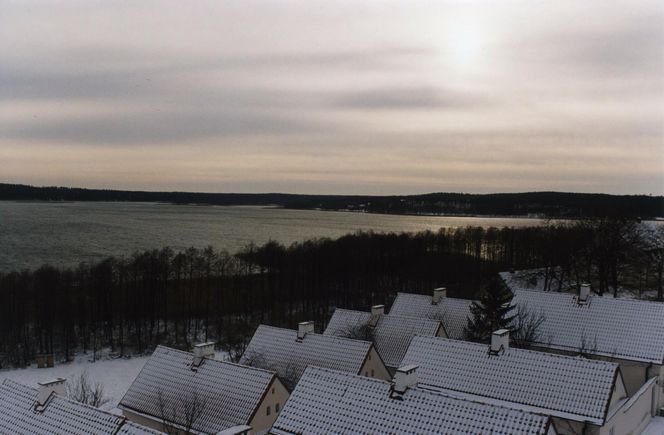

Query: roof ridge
[
  {"left": 155, "top": 344, "right": 277, "bottom": 376},
  {"left": 412, "top": 335, "right": 619, "bottom": 368},
  {"left": 257, "top": 324, "right": 373, "bottom": 347},
  {"left": 514, "top": 288, "right": 664, "bottom": 305}
]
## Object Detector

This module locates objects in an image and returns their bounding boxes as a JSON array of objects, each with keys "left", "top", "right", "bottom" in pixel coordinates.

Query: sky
[{"left": 1, "top": 0, "right": 663, "bottom": 195}]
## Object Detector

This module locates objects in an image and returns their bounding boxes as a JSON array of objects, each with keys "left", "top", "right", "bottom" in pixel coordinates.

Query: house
[
  {"left": 388, "top": 287, "right": 474, "bottom": 339},
  {"left": 0, "top": 378, "right": 162, "bottom": 435},
  {"left": 402, "top": 332, "right": 658, "bottom": 435},
  {"left": 269, "top": 366, "right": 557, "bottom": 435},
  {"left": 508, "top": 285, "right": 664, "bottom": 408},
  {"left": 323, "top": 305, "right": 444, "bottom": 372},
  {"left": 240, "top": 322, "right": 391, "bottom": 390},
  {"left": 119, "top": 343, "right": 289, "bottom": 435}
]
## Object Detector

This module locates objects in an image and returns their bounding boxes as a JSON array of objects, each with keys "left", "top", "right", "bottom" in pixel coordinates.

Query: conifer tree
[{"left": 465, "top": 277, "right": 516, "bottom": 342}]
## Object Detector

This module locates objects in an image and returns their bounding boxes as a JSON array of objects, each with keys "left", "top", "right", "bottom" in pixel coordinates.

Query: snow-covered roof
[
  {"left": 402, "top": 336, "right": 619, "bottom": 425},
  {"left": 511, "top": 288, "right": 664, "bottom": 363},
  {"left": 119, "top": 345, "right": 276, "bottom": 434},
  {"left": 0, "top": 378, "right": 152, "bottom": 435},
  {"left": 240, "top": 325, "right": 375, "bottom": 387},
  {"left": 270, "top": 367, "right": 553, "bottom": 435},
  {"left": 388, "top": 292, "right": 473, "bottom": 339},
  {"left": 323, "top": 308, "right": 441, "bottom": 368}
]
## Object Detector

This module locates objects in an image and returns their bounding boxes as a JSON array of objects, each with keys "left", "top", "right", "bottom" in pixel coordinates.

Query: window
[
  {"left": 271, "top": 387, "right": 275, "bottom": 394},
  {"left": 368, "top": 354, "right": 372, "bottom": 360},
  {"left": 371, "top": 369, "right": 375, "bottom": 377},
  {"left": 266, "top": 406, "right": 271, "bottom": 416},
  {"left": 276, "top": 403, "right": 280, "bottom": 413},
  {"left": 365, "top": 371, "right": 368, "bottom": 376}
]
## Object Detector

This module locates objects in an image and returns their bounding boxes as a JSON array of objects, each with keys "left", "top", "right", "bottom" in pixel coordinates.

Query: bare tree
[
  {"left": 157, "top": 389, "right": 207, "bottom": 435},
  {"left": 242, "top": 350, "right": 300, "bottom": 391},
  {"left": 66, "top": 370, "right": 110, "bottom": 408},
  {"left": 339, "top": 321, "right": 375, "bottom": 343},
  {"left": 578, "top": 331, "right": 599, "bottom": 358},
  {"left": 510, "top": 304, "right": 545, "bottom": 349}
]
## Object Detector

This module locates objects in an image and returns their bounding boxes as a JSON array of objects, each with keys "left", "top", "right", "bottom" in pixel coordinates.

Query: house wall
[
  {"left": 600, "top": 378, "right": 657, "bottom": 435},
  {"left": 249, "top": 378, "right": 290, "bottom": 435},
  {"left": 359, "top": 347, "right": 391, "bottom": 381}
]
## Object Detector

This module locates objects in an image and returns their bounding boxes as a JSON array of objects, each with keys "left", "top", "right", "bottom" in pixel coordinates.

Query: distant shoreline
[
  {"left": 2, "top": 199, "right": 664, "bottom": 223},
  {"left": 1, "top": 183, "right": 662, "bottom": 219}
]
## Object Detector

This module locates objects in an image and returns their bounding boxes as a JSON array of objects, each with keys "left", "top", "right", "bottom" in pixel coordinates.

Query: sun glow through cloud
[{"left": 0, "top": 0, "right": 662, "bottom": 195}]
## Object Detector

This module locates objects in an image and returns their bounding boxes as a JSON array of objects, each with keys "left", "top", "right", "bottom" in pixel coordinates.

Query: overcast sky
[{"left": 1, "top": 0, "right": 663, "bottom": 195}]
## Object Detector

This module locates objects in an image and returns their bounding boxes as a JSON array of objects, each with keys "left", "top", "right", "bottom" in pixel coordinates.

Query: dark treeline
[
  {"left": 0, "top": 220, "right": 661, "bottom": 367},
  {"left": 2, "top": 183, "right": 662, "bottom": 218}
]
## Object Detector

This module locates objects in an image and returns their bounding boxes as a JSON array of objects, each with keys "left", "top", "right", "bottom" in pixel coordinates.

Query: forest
[
  {"left": 0, "top": 218, "right": 662, "bottom": 368},
  {"left": 2, "top": 183, "right": 663, "bottom": 218}
]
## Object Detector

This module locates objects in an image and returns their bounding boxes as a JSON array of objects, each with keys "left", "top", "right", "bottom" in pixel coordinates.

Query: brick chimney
[
  {"left": 489, "top": 329, "right": 509, "bottom": 355},
  {"left": 393, "top": 365, "right": 418, "bottom": 394},
  {"left": 432, "top": 287, "right": 447, "bottom": 305},
  {"left": 369, "top": 305, "right": 384, "bottom": 326},
  {"left": 36, "top": 378, "right": 66, "bottom": 407},
  {"left": 297, "top": 321, "right": 315, "bottom": 340},
  {"left": 578, "top": 283, "right": 591, "bottom": 304},
  {"left": 193, "top": 342, "right": 215, "bottom": 366}
]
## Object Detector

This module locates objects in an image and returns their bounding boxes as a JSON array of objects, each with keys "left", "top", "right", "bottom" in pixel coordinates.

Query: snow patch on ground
[
  {"left": 0, "top": 349, "right": 228, "bottom": 414},
  {"left": 642, "top": 416, "right": 664, "bottom": 435}
]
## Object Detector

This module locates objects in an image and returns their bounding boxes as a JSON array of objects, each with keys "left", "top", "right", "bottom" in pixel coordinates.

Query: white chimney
[
  {"left": 579, "top": 283, "right": 591, "bottom": 304},
  {"left": 193, "top": 342, "right": 215, "bottom": 365},
  {"left": 490, "top": 329, "right": 509, "bottom": 354},
  {"left": 369, "top": 305, "right": 384, "bottom": 326},
  {"left": 393, "top": 365, "right": 418, "bottom": 394},
  {"left": 36, "top": 378, "right": 66, "bottom": 407},
  {"left": 297, "top": 321, "right": 315, "bottom": 340},
  {"left": 432, "top": 287, "right": 447, "bottom": 305}
]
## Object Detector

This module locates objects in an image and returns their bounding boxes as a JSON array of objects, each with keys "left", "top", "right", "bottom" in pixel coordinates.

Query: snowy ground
[
  {"left": 642, "top": 416, "right": 664, "bottom": 435},
  {"left": 0, "top": 349, "right": 229, "bottom": 414}
]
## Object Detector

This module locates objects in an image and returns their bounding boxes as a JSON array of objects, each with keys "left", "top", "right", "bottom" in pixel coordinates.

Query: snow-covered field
[{"left": 0, "top": 349, "right": 228, "bottom": 414}]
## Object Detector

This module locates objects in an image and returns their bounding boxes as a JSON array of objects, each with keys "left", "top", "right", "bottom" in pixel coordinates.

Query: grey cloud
[
  {"left": 0, "top": 109, "right": 322, "bottom": 145},
  {"left": 334, "top": 87, "right": 491, "bottom": 110}
]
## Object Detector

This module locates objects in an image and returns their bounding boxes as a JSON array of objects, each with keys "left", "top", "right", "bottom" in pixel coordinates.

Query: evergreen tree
[{"left": 465, "top": 278, "right": 516, "bottom": 342}]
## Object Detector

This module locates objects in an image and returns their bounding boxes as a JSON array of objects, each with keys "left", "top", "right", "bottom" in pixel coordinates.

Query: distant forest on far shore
[{"left": 1, "top": 183, "right": 663, "bottom": 218}]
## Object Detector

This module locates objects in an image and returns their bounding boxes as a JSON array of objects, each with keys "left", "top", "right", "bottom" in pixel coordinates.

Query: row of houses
[{"left": 2, "top": 271, "right": 663, "bottom": 434}]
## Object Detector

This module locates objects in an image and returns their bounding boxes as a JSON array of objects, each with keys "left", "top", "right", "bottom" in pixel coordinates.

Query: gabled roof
[
  {"left": 270, "top": 367, "right": 553, "bottom": 435},
  {"left": 511, "top": 288, "right": 664, "bottom": 363},
  {"left": 240, "top": 325, "right": 374, "bottom": 386},
  {"left": 389, "top": 292, "right": 473, "bottom": 339},
  {"left": 119, "top": 345, "right": 276, "bottom": 434},
  {"left": 402, "top": 336, "right": 619, "bottom": 425},
  {"left": 323, "top": 308, "right": 441, "bottom": 368},
  {"left": 0, "top": 378, "right": 152, "bottom": 435}
]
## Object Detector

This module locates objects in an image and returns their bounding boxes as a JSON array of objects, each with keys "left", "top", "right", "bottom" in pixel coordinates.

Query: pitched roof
[
  {"left": 240, "top": 325, "right": 373, "bottom": 386},
  {"left": 402, "top": 335, "right": 619, "bottom": 425},
  {"left": 389, "top": 292, "right": 473, "bottom": 339},
  {"left": 119, "top": 345, "right": 276, "bottom": 434},
  {"left": 270, "top": 367, "right": 553, "bottom": 435},
  {"left": 323, "top": 308, "right": 441, "bottom": 368},
  {"left": 0, "top": 378, "right": 142, "bottom": 435},
  {"left": 511, "top": 288, "right": 664, "bottom": 363}
]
